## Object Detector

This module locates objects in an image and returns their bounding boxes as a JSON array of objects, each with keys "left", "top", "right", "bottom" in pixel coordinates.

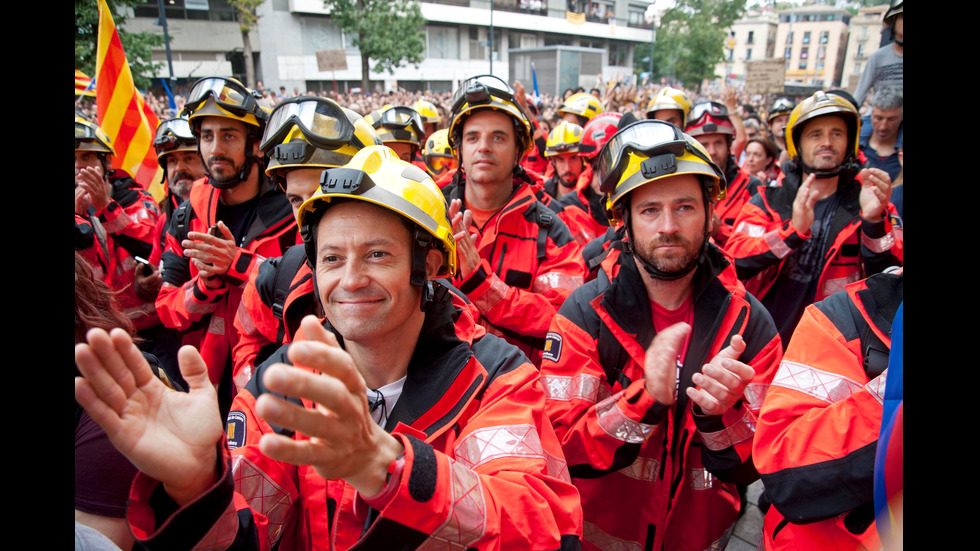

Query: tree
[
  {"left": 639, "top": 0, "right": 746, "bottom": 91},
  {"left": 325, "top": 0, "right": 427, "bottom": 92},
  {"left": 229, "top": 0, "right": 263, "bottom": 89},
  {"left": 75, "top": 0, "right": 164, "bottom": 91}
]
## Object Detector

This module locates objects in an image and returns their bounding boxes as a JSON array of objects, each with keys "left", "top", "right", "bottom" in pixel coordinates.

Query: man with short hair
[
  {"left": 727, "top": 91, "right": 903, "bottom": 343},
  {"left": 74, "top": 146, "right": 583, "bottom": 550},
  {"left": 540, "top": 120, "right": 782, "bottom": 551},
  {"left": 155, "top": 77, "right": 297, "bottom": 416},
  {"left": 444, "top": 75, "right": 587, "bottom": 364},
  {"left": 860, "top": 87, "right": 903, "bottom": 181}
]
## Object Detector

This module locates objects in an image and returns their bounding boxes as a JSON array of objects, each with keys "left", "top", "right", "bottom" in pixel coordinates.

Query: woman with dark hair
[
  {"left": 75, "top": 253, "right": 182, "bottom": 550},
  {"left": 742, "top": 136, "right": 782, "bottom": 184}
]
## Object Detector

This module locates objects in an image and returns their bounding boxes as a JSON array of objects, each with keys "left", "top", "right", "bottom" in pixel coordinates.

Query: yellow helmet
[
  {"left": 412, "top": 99, "right": 441, "bottom": 126},
  {"left": 182, "top": 77, "right": 270, "bottom": 133},
  {"left": 423, "top": 128, "right": 457, "bottom": 177},
  {"left": 558, "top": 92, "right": 604, "bottom": 124},
  {"left": 645, "top": 87, "right": 692, "bottom": 127},
  {"left": 261, "top": 96, "right": 382, "bottom": 190},
  {"left": 784, "top": 91, "right": 860, "bottom": 163},
  {"left": 544, "top": 120, "right": 584, "bottom": 158},
  {"left": 75, "top": 116, "right": 115, "bottom": 156},
  {"left": 297, "top": 145, "right": 457, "bottom": 281},
  {"left": 448, "top": 75, "right": 532, "bottom": 153},
  {"left": 365, "top": 105, "right": 425, "bottom": 153},
  {"left": 598, "top": 120, "right": 726, "bottom": 225},
  {"left": 153, "top": 117, "right": 197, "bottom": 169}
]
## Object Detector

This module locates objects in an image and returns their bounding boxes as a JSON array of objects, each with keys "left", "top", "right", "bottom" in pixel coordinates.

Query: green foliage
[
  {"left": 228, "top": 0, "right": 262, "bottom": 32},
  {"left": 325, "top": 0, "right": 426, "bottom": 83},
  {"left": 639, "top": 0, "right": 746, "bottom": 89},
  {"left": 75, "top": 0, "right": 164, "bottom": 91}
]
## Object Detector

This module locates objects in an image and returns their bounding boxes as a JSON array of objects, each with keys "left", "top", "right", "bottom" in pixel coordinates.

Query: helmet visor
[
  {"left": 424, "top": 154, "right": 455, "bottom": 175},
  {"left": 380, "top": 106, "right": 425, "bottom": 137},
  {"left": 154, "top": 118, "right": 195, "bottom": 152},
  {"left": 183, "top": 77, "right": 258, "bottom": 118},
  {"left": 451, "top": 75, "right": 516, "bottom": 115},
  {"left": 597, "top": 120, "right": 688, "bottom": 193},
  {"left": 688, "top": 102, "right": 729, "bottom": 125},
  {"left": 261, "top": 97, "right": 357, "bottom": 153}
]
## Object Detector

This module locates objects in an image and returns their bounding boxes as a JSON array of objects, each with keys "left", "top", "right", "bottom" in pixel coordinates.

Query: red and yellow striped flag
[
  {"left": 75, "top": 69, "right": 96, "bottom": 97},
  {"left": 96, "top": 0, "right": 164, "bottom": 201}
]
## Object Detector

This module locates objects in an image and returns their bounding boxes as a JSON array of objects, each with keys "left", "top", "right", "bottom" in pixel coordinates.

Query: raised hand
[{"left": 74, "top": 329, "right": 223, "bottom": 505}]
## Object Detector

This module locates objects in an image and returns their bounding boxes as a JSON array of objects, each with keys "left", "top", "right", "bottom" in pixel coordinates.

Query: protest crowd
[{"left": 75, "top": 3, "right": 903, "bottom": 550}]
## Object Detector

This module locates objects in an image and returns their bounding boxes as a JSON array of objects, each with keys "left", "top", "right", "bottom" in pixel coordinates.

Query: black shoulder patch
[
  {"left": 226, "top": 410, "right": 247, "bottom": 450},
  {"left": 542, "top": 331, "right": 563, "bottom": 363}
]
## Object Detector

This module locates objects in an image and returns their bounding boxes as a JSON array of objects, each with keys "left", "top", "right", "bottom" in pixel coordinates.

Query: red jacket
[
  {"left": 725, "top": 167, "right": 903, "bottom": 339},
  {"left": 540, "top": 243, "right": 783, "bottom": 551},
  {"left": 126, "top": 285, "right": 583, "bottom": 550},
  {"left": 713, "top": 158, "right": 763, "bottom": 250},
  {"left": 76, "top": 170, "right": 161, "bottom": 331},
  {"left": 753, "top": 270, "right": 902, "bottom": 550},
  {"left": 444, "top": 178, "right": 587, "bottom": 364},
  {"left": 155, "top": 177, "right": 297, "bottom": 408}
]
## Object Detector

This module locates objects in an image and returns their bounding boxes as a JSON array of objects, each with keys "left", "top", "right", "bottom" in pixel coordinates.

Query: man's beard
[
  {"left": 634, "top": 231, "right": 704, "bottom": 275},
  {"left": 169, "top": 172, "right": 195, "bottom": 199}
]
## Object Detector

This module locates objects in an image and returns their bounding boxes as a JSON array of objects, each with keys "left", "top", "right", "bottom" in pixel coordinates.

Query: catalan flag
[
  {"left": 75, "top": 70, "right": 96, "bottom": 97},
  {"left": 96, "top": 0, "right": 164, "bottom": 201},
  {"left": 566, "top": 10, "right": 585, "bottom": 25}
]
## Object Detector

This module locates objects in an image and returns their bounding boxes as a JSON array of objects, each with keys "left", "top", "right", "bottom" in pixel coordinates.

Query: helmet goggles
[
  {"left": 451, "top": 75, "right": 519, "bottom": 116},
  {"left": 154, "top": 118, "right": 196, "bottom": 153},
  {"left": 688, "top": 101, "right": 728, "bottom": 123},
  {"left": 75, "top": 119, "right": 114, "bottom": 153},
  {"left": 598, "top": 120, "right": 696, "bottom": 193},
  {"left": 183, "top": 77, "right": 261, "bottom": 120},
  {"left": 261, "top": 96, "right": 364, "bottom": 153},
  {"left": 424, "top": 154, "right": 455, "bottom": 175},
  {"left": 379, "top": 105, "right": 425, "bottom": 137}
]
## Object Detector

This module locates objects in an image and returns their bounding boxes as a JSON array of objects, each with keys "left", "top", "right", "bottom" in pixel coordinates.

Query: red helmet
[
  {"left": 578, "top": 112, "right": 623, "bottom": 160},
  {"left": 685, "top": 101, "right": 734, "bottom": 138}
]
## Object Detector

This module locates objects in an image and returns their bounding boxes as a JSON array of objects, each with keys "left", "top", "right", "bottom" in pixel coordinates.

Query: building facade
[
  {"left": 125, "top": 0, "right": 656, "bottom": 96},
  {"left": 774, "top": 4, "right": 850, "bottom": 88},
  {"left": 716, "top": 7, "right": 779, "bottom": 84},
  {"left": 839, "top": 3, "right": 889, "bottom": 92}
]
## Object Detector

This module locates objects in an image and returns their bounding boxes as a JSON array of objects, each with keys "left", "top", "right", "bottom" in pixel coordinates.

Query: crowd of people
[{"left": 75, "top": 4, "right": 902, "bottom": 551}]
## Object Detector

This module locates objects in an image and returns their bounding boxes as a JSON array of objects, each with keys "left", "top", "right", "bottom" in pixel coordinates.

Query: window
[
  {"left": 857, "top": 43, "right": 865, "bottom": 57},
  {"left": 609, "top": 41, "right": 629, "bottom": 67},
  {"left": 820, "top": 31, "right": 829, "bottom": 44},
  {"left": 799, "top": 59, "right": 808, "bottom": 70},
  {"left": 134, "top": 0, "right": 237, "bottom": 21},
  {"left": 803, "top": 31, "right": 811, "bottom": 44},
  {"left": 817, "top": 46, "right": 826, "bottom": 60},
  {"left": 427, "top": 26, "right": 459, "bottom": 59},
  {"left": 800, "top": 47, "right": 808, "bottom": 59},
  {"left": 784, "top": 46, "right": 792, "bottom": 59},
  {"left": 746, "top": 48, "right": 752, "bottom": 61},
  {"left": 747, "top": 31, "right": 755, "bottom": 44},
  {"left": 786, "top": 31, "right": 794, "bottom": 45}
]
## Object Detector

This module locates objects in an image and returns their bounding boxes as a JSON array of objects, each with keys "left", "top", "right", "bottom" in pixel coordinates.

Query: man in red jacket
[
  {"left": 75, "top": 146, "right": 583, "bottom": 550},
  {"left": 725, "top": 91, "right": 902, "bottom": 344},
  {"left": 443, "top": 75, "right": 587, "bottom": 364},
  {"left": 155, "top": 77, "right": 297, "bottom": 416},
  {"left": 540, "top": 120, "right": 782, "bottom": 551}
]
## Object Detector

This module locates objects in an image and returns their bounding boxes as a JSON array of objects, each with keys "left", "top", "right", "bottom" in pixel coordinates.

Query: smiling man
[
  {"left": 442, "top": 75, "right": 587, "bottom": 364},
  {"left": 727, "top": 91, "right": 903, "bottom": 343},
  {"left": 74, "top": 146, "right": 583, "bottom": 550},
  {"left": 154, "top": 77, "right": 296, "bottom": 416},
  {"left": 231, "top": 96, "right": 382, "bottom": 392},
  {"left": 539, "top": 120, "right": 782, "bottom": 551}
]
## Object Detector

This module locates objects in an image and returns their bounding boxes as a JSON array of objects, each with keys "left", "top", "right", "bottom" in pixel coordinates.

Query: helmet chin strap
[{"left": 797, "top": 157, "right": 862, "bottom": 180}]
